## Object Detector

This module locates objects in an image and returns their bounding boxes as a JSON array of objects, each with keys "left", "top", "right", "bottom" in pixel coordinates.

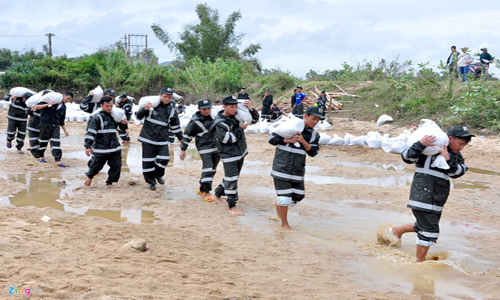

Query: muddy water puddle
[
  {"left": 239, "top": 199, "right": 497, "bottom": 299},
  {"left": 2, "top": 173, "right": 159, "bottom": 224}
]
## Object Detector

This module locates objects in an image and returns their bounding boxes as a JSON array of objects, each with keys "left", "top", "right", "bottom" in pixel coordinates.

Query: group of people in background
[{"left": 446, "top": 45, "right": 494, "bottom": 81}]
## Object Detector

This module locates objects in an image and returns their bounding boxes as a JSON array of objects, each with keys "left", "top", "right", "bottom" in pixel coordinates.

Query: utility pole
[{"left": 45, "top": 33, "right": 55, "bottom": 58}]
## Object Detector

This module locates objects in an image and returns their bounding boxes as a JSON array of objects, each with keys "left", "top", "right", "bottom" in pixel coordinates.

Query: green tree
[{"left": 151, "top": 3, "right": 260, "bottom": 63}]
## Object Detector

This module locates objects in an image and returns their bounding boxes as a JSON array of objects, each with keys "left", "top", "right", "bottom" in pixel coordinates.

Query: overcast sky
[{"left": 1, "top": 0, "right": 499, "bottom": 78}]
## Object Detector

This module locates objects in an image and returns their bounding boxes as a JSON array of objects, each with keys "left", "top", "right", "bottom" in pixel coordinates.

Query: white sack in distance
[
  {"left": 377, "top": 114, "right": 393, "bottom": 126},
  {"left": 406, "top": 119, "right": 450, "bottom": 169},
  {"left": 90, "top": 86, "right": 104, "bottom": 103}
]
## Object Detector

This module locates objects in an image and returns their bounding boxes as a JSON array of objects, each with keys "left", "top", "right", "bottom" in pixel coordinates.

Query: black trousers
[
  {"left": 6, "top": 119, "right": 27, "bottom": 150},
  {"left": 273, "top": 177, "right": 305, "bottom": 202},
  {"left": 292, "top": 103, "right": 304, "bottom": 119},
  {"left": 141, "top": 143, "right": 170, "bottom": 185},
  {"left": 261, "top": 105, "right": 271, "bottom": 121},
  {"left": 38, "top": 124, "right": 62, "bottom": 161},
  {"left": 118, "top": 122, "right": 130, "bottom": 141},
  {"left": 27, "top": 115, "right": 41, "bottom": 158},
  {"left": 215, "top": 157, "right": 245, "bottom": 208},
  {"left": 199, "top": 152, "right": 221, "bottom": 193},
  {"left": 85, "top": 151, "right": 122, "bottom": 185}
]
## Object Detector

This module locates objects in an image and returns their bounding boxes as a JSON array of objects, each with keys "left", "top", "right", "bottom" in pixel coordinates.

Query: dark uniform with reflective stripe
[
  {"left": 211, "top": 109, "right": 259, "bottom": 208},
  {"left": 136, "top": 101, "right": 183, "bottom": 186},
  {"left": 269, "top": 126, "right": 320, "bottom": 205},
  {"left": 116, "top": 97, "right": 133, "bottom": 141},
  {"left": 38, "top": 102, "right": 66, "bottom": 162},
  {"left": 401, "top": 141, "right": 467, "bottom": 246},
  {"left": 316, "top": 96, "right": 327, "bottom": 122},
  {"left": 27, "top": 90, "right": 52, "bottom": 157},
  {"left": 181, "top": 111, "right": 220, "bottom": 193},
  {"left": 7, "top": 96, "right": 29, "bottom": 151},
  {"left": 84, "top": 110, "right": 122, "bottom": 185},
  {"left": 261, "top": 93, "right": 273, "bottom": 121}
]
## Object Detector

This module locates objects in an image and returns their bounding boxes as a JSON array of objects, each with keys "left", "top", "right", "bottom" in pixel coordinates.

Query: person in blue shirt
[{"left": 292, "top": 86, "right": 308, "bottom": 119}]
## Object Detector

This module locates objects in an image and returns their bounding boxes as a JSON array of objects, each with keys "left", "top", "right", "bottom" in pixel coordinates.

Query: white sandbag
[
  {"left": 25, "top": 91, "right": 44, "bottom": 107},
  {"left": 405, "top": 119, "right": 450, "bottom": 169},
  {"left": 318, "top": 133, "right": 332, "bottom": 145},
  {"left": 92, "top": 106, "right": 126, "bottom": 123},
  {"left": 327, "top": 134, "right": 345, "bottom": 146},
  {"left": 316, "top": 121, "right": 332, "bottom": 131},
  {"left": 90, "top": 86, "right": 104, "bottom": 103},
  {"left": 39, "top": 92, "right": 64, "bottom": 104},
  {"left": 9, "top": 87, "right": 36, "bottom": 98},
  {"left": 138, "top": 96, "right": 161, "bottom": 109},
  {"left": 272, "top": 115, "right": 305, "bottom": 147},
  {"left": 366, "top": 131, "right": 383, "bottom": 149},
  {"left": 0, "top": 100, "right": 10, "bottom": 107},
  {"left": 244, "top": 124, "right": 259, "bottom": 134},
  {"left": 173, "top": 93, "right": 182, "bottom": 101},
  {"left": 234, "top": 100, "right": 252, "bottom": 124},
  {"left": 258, "top": 122, "right": 271, "bottom": 134},
  {"left": 377, "top": 114, "right": 393, "bottom": 126},
  {"left": 343, "top": 133, "right": 355, "bottom": 146},
  {"left": 349, "top": 135, "right": 367, "bottom": 146},
  {"left": 211, "top": 105, "right": 222, "bottom": 119},
  {"left": 381, "top": 134, "right": 395, "bottom": 153},
  {"left": 391, "top": 139, "right": 407, "bottom": 154}
]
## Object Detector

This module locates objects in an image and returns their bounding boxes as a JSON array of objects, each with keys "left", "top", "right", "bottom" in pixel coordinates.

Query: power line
[
  {"left": 53, "top": 36, "right": 99, "bottom": 50},
  {"left": 0, "top": 35, "right": 46, "bottom": 37}
]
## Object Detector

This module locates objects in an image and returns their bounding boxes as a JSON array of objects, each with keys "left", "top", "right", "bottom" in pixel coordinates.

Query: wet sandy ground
[{"left": 1, "top": 109, "right": 500, "bottom": 300}]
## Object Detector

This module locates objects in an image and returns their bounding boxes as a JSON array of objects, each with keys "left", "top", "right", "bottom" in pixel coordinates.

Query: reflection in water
[{"left": 5, "top": 173, "right": 158, "bottom": 224}]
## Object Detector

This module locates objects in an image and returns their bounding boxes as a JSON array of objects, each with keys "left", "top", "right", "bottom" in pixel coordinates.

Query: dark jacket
[
  {"left": 117, "top": 98, "right": 133, "bottom": 120},
  {"left": 291, "top": 94, "right": 296, "bottom": 108},
  {"left": 401, "top": 141, "right": 467, "bottom": 213},
  {"left": 446, "top": 51, "right": 460, "bottom": 66},
  {"left": 181, "top": 111, "right": 217, "bottom": 154},
  {"left": 136, "top": 101, "right": 183, "bottom": 146},
  {"left": 7, "top": 97, "right": 29, "bottom": 121},
  {"left": 84, "top": 110, "right": 121, "bottom": 155},
  {"left": 268, "top": 127, "right": 320, "bottom": 182},
  {"left": 210, "top": 109, "right": 259, "bottom": 160},
  {"left": 40, "top": 103, "right": 66, "bottom": 127},
  {"left": 262, "top": 94, "right": 273, "bottom": 106},
  {"left": 80, "top": 94, "right": 98, "bottom": 113},
  {"left": 237, "top": 92, "right": 250, "bottom": 100}
]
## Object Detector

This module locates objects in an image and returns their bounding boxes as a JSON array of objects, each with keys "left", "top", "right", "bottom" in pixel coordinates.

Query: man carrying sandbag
[
  {"left": 180, "top": 98, "right": 220, "bottom": 202},
  {"left": 33, "top": 91, "right": 74, "bottom": 167},
  {"left": 136, "top": 87, "right": 183, "bottom": 190},
  {"left": 268, "top": 106, "right": 322, "bottom": 229},
  {"left": 84, "top": 96, "right": 126, "bottom": 188},
  {"left": 390, "top": 125, "right": 474, "bottom": 262},
  {"left": 80, "top": 88, "right": 116, "bottom": 114},
  {"left": 6, "top": 88, "right": 33, "bottom": 154},
  {"left": 211, "top": 95, "right": 259, "bottom": 215},
  {"left": 115, "top": 93, "right": 133, "bottom": 143}
]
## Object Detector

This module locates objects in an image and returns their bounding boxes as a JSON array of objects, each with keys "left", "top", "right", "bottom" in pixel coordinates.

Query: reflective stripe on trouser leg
[
  {"left": 215, "top": 157, "right": 245, "bottom": 208},
  {"left": 6, "top": 119, "right": 16, "bottom": 141},
  {"left": 15, "top": 120, "right": 27, "bottom": 150},
  {"left": 273, "top": 177, "right": 305, "bottom": 207},
  {"left": 50, "top": 127, "right": 62, "bottom": 162},
  {"left": 38, "top": 125, "right": 55, "bottom": 158},
  {"left": 141, "top": 143, "right": 169, "bottom": 185},
  {"left": 28, "top": 117, "right": 41, "bottom": 157},
  {"left": 412, "top": 209, "right": 441, "bottom": 246},
  {"left": 199, "top": 152, "right": 220, "bottom": 193}
]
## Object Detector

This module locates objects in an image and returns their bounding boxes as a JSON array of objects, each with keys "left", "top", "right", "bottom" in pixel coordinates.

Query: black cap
[
  {"left": 297, "top": 86, "right": 303, "bottom": 89},
  {"left": 223, "top": 95, "right": 238, "bottom": 105},
  {"left": 240, "top": 87, "right": 246, "bottom": 90},
  {"left": 447, "top": 125, "right": 475, "bottom": 138},
  {"left": 198, "top": 98, "right": 212, "bottom": 109},
  {"left": 321, "top": 90, "right": 326, "bottom": 93},
  {"left": 265, "top": 88, "right": 270, "bottom": 91},
  {"left": 160, "top": 87, "right": 174, "bottom": 95},
  {"left": 24, "top": 92, "right": 34, "bottom": 100},
  {"left": 214, "top": 100, "right": 222, "bottom": 104},
  {"left": 104, "top": 89, "right": 116, "bottom": 96},
  {"left": 120, "top": 93, "right": 127, "bottom": 98},
  {"left": 305, "top": 106, "right": 324, "bottom": 118}
]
